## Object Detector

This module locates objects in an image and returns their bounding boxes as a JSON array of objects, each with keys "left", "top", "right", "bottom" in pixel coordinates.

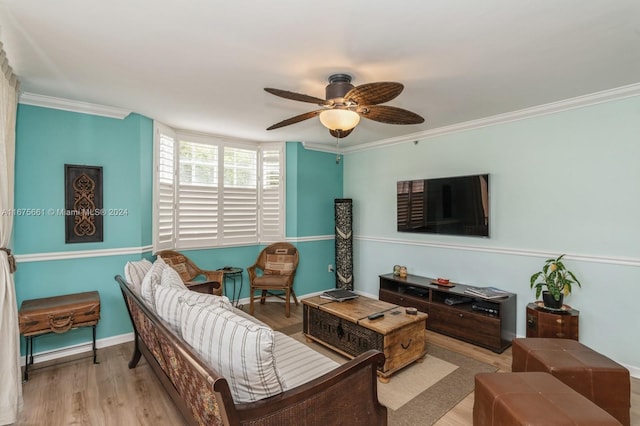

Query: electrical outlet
[{"left": 328, "top": 264, "right": 334, "bottom": 272}]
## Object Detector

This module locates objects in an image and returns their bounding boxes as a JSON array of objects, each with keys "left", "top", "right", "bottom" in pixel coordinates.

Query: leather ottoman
[
  {"left": 474, "top": 372, "right": 621, "bottom": 425},
  {"left": 512, "top": 338, "right": 630, "bottom": 425}
]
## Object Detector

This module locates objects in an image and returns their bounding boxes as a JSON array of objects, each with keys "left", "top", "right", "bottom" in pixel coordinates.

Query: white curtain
[{"left": 0, "top": 41, "right": 22, "bottom": 425}]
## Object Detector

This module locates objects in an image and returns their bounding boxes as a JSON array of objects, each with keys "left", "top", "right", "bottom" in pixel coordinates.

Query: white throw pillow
[
  {"left": 140, "top": 257, "right": 167, "bottom": 309},
  {"left": 160, "top": 264, "right": 189, "bottom": 290},
  {"left": 180, "top": 300, "right": 284, "bottom": 403},
  {"left": 154, "top": 285, "right": 233, "bottom": 335},
  {"left": 124, "top": 258, "right": 152, "bottom": 295}
]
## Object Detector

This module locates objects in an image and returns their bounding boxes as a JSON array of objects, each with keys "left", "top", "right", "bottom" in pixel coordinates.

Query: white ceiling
[{"left": 1, "top": 0, "right": 639, "bottom": 148}]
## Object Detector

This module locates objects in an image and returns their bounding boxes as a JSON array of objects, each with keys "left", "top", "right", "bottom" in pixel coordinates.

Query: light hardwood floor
[{"left": 16, "top": 302, "right": 640, "bottom": 425}]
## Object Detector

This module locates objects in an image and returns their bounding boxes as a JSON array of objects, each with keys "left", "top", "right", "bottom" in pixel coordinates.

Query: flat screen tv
[{"left": 397, "top": 174, "right": 489, "bottom": 237}]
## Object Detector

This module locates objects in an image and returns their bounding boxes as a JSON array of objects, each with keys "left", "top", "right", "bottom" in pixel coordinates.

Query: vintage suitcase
[{"left": 19, "top": 291, "right": 101, "bottom": 335}]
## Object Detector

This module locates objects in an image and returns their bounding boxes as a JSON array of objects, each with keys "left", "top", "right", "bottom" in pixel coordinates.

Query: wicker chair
[
  {"left": 247, "top": 242, "right": 299, "bottom": 317},
  {"left": 156, "top": 250, "right": 224, "bottom": 296}
]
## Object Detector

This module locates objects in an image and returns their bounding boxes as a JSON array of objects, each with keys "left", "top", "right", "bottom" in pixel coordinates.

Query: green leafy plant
[{"left": 529, "top": 254, "right": 581, "bottom": 301}]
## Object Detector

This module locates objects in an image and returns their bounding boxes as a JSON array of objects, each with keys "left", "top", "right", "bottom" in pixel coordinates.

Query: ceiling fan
[{"left": 265, "top": 73, "right": 425, "bottom": 138}]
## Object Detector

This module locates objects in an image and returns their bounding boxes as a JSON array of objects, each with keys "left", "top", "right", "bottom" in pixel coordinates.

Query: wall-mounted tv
[{"left": 397, "top": 174, "right": 489, "bottom": 237}]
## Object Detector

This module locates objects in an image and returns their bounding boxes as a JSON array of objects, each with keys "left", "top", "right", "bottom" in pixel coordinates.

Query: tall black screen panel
[{"left": 397, "top": 174, "right": 489, "bottom": 237}]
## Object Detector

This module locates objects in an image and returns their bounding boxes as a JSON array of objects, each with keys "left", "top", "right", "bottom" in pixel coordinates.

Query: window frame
[{"left": 152, "top": 123, "right": 285, "bottom": 252}]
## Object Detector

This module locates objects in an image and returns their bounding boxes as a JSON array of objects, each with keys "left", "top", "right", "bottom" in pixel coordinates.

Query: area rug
[{"left": 281, "top": 326, "right": 497, "bottom": 425}]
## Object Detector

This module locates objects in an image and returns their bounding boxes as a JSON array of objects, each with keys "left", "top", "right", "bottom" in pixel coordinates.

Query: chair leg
[
  {"left": 291, "top": 288, "right": 299, "bottom": 306},
  {"left": 260, "top": 290, "right": 267, "bottom": 305},
  {"left": 249, "top": 287, "right": 255, "bottom": 315},
  {"left": 285, "top": 288, "right": 290, "bottom": 318}
]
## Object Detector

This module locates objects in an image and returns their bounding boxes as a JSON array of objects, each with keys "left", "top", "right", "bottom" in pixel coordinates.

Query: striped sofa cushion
[
  {"left": 180, "top": 300, "right": 284, "bottom": 404},
  {"left": 154, "top": 284, "right": 232, "bottom": 335},
  {"left": 141, "top": 258, "right": 167, "bottom": 309},
  {"left": 273, "top": 331, "right": 340, "bottom": 390},
  {"left": 160, "top": 264, "right": 189, "bottom": 290},
  {"left": 124, "top": 258, "right": 152, "bottom": 295}
]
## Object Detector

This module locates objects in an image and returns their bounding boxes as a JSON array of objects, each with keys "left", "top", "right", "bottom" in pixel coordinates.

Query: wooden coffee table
[{"left": 302, "top": 294, "right": 427, "bottom": 382}]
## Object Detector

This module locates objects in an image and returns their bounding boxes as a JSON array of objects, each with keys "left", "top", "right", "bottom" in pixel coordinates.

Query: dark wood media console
[{"left": 379, "top": 273, "right": 516, "bottom": 353}]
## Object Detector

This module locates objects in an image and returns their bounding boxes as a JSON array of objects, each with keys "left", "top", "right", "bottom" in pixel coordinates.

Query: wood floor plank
[{"left": 15, "top": 301, "right": 639, "bottom": 425}]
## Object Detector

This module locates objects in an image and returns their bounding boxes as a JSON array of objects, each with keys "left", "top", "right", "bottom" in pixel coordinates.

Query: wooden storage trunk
[
  {"left": 19, "top": 291, "right": 101, "bottom": 335},
  {"left": 306, "top": 306, "right": 385, "bottom": 357},
  {"left": 304, "top": 301, "right": 426, "bottom": 377}
]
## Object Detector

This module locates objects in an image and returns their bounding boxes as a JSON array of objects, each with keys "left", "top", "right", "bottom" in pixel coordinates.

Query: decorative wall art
[
  {"left": 64, "top": 164, "right": 103, "bottom": 243},
  {"left": 334, "top": 198, "right": 353, "bottom": 290}
]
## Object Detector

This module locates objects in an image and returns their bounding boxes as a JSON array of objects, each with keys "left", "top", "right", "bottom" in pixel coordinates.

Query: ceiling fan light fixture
[{"left": 319, "top": 109, "right": 360, "bottom": 131}]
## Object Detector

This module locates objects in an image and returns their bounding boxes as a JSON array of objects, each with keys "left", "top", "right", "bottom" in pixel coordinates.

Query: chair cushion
[
  {"left": 180, "top": 300, "right": 284, "bottom": 404},
  {"left": 140, "top": 258, "right": 167, "bottom": 309},
  {"left": 252, "top": 274, "right": 291, "bottom": 288},
  {"left": 124, "top": 258, "right": 152, "bottom": 295},
  {"left": 264, "top": 251, "right": 296, "bottom": 275},
  {"left": 154, "top": 284, "right": 232, "bottom": 335}
]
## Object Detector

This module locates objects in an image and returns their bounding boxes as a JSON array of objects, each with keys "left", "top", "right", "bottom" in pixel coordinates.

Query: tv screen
[{"left": 397, "top": 174, "right": 489, "bottom": 237}]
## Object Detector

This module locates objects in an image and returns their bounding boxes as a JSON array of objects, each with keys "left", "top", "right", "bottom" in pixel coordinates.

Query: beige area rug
[{"left": 282, "top": 327, "right": 497, "bottom": 425}]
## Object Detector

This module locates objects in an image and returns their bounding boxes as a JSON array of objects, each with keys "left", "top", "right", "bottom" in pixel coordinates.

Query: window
[{"left": 153, "top": 122, "right": 284, "bottom": 251}]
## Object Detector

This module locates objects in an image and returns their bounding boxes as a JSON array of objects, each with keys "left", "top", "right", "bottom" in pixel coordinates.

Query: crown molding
[
  {"left": 345, "top": 82, "right": 640, "bottom": 153},
  {"left": 300, "top": 141, "right": 344, "bottom": 154},
  {"left": 19, "top": 92, "right": 132, "bottom": 119}
]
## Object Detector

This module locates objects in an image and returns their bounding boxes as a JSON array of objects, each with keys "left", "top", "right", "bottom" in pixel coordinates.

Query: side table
[
  {"left": 18, "top": 291, "right": 101, "bottom": 381},
  {"left": 526, "top": 301, "right": 579, "bottom": 340},
  {"left": 218, "top": 267, "right": 243, "bottom": 306}
]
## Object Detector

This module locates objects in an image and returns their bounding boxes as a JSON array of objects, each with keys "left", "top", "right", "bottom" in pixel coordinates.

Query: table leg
[
  {"left": 23, "top": 336, "right": 31, "bottom": 382},
  {"left": 92, "top": 324, "right": 99, "bottom": 364},
  {"left": 237, "top": 274, "right": 243, "bottom": 306}
]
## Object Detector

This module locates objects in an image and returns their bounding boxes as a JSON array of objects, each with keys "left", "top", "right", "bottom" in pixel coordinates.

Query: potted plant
[{"left": 529, "top": 254, "right": 581, "bottom": 309}]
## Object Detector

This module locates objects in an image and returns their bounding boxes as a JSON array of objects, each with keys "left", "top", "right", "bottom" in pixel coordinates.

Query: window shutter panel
[
  {"left": 223, "top": 146, "right": 258, "bottom": 244},
  {"left": 177, "top": 141, "right": 219, "bottom": 248},
  {"left": 260, "top": 146, "right": 284, "bottom": 242},
  {"left": 153, "top": 124, "right": 176, "bottom": 251}
]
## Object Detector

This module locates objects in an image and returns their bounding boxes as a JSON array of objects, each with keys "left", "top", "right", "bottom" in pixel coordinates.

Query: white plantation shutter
[
  {"left": 153, "top": 123, "right": 176, "bottom": 252},
  {"left": 223, "top": 146, "right": 258, "bottom": 243},
  {"left": 260, "top": 145, "right": 284, "bottom": 242},
  {"left": 153, "top": 125, "right": 284, "bottom": 250},
  {"left": 178, "top": 141, "right": 219, "bottom": 248}
]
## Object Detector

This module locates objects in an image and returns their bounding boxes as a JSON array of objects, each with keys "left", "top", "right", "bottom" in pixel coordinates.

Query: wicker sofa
[{"left": 114, "top": 259, "right": 387, "bottom": 426}]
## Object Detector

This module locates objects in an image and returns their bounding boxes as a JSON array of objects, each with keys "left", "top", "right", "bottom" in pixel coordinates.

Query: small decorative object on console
[{"left": 399, "top": 266, "right": 407, "bottom": 278}]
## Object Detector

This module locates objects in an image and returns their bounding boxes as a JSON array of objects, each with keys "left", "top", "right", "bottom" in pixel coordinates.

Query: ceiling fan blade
[
  {"left": 329, "top": 128, "right": 354, "bottom": 139},
  {"left": 358, "top": 105, "right": 425, "bottom": 125},
  {"left": 345, "top": 82, "right": 404, "bottom": 105},
  {"left": 264, "top": 88, "right": 330, "bottom": 105},
  {"left": 266, "top": 110, "right": 322, "bottom": 130}
]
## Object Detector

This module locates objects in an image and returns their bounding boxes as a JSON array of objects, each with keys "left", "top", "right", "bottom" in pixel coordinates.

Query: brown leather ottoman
[
  {"left": 512, "top": 338, "right": 630, "bottom": 425},
  {"left": 474, "top": 372, "right": 621, "bottom": 425}
]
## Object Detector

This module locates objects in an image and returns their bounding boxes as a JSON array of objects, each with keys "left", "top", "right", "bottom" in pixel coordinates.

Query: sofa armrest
[{"left": 234, "top": 350, "right": 387, "bottom": 426}]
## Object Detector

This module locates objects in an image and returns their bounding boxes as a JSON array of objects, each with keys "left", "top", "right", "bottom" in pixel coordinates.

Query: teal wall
[
  {"left": 344, "top": 95, "right": 640, "bottom": 371},
  {"left": 14, "top": 105, "right": 154, "bottom": 353},
  {"left": 14, "top": 106, "right": 152, "bottom": 253},
  {"left": 13, "top": 108, "right": 343, "bottom": 355},
  {"left": 286, "top": 142, "right": 343, "bottom": 237}
]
